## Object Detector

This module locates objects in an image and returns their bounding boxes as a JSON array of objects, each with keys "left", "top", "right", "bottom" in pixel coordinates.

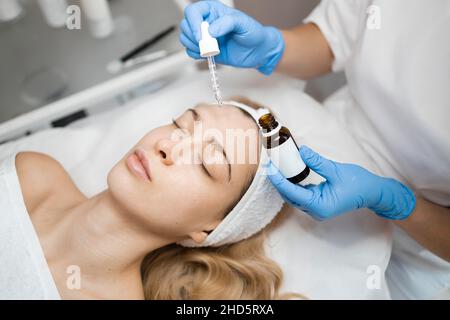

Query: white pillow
[{"left": 0, "top": 67, "right": 392, "bottom": 299}]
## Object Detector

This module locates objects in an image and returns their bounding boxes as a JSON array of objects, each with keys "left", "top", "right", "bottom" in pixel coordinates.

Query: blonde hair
[
  {"left": 141, "top": 97, "right": 302, "bottom": 300},
  {"left": 141, "top": 211, "right": 293, "bottom": 299}
]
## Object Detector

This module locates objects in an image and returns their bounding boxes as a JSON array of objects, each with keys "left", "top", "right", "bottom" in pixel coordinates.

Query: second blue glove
[
  {"left": 267, "top": 146, "right": 416, "bottom": 221},
  {"left": 180, "top": 0, "right": 285, "bottom": 75}
]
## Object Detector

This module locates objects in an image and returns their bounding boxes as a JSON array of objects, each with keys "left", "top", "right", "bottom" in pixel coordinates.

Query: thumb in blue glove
[
  {"left": 179, "top": 0, "right": 285, "bottom": 75},
  {"left": 267, "top": 145, "right": 416, "bottom": 221}
]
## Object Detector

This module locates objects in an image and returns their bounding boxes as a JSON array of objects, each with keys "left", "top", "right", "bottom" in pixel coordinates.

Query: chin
[
  {"left": 107, "top": 161, "right": 154, "bottom": 221},
  {"left": 107, "top": 161, "right": 135, "bottom": 207}
]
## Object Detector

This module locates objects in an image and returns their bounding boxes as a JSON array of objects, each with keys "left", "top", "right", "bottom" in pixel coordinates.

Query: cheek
[
  {"left": 158, "top": 170, "right": 208, "bottom": 215},
  {"left": 156, "top": 170, "right": 229, "bottom": 228},
  {"left": 107, "top": 157, "right": 234, "bottom": 238},
  {"left": 106, "top": 161, "right": 202, "bottom": 236}
]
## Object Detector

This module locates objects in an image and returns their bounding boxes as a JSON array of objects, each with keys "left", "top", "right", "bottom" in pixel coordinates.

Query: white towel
[{"left": 0, "top": 154, "right": 60, "bottom": 299}]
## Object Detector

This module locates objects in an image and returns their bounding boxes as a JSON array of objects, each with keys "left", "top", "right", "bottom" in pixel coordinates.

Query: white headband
[{"left": 178, "top": 101, "right": 284, "bottom": 247}]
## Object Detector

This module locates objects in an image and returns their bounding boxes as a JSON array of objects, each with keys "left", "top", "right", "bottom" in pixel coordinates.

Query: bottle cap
[{"left": 199, "top": 21, "right": 220, "bottom": 57}]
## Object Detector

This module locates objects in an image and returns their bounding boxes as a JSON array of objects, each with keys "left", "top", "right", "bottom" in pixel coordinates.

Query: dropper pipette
[
  {"left": 207, "top": 55, "right": 223, "bottom": 104},
  {"left": 199, "top": 21, "right": 223, "bottom": 105}
]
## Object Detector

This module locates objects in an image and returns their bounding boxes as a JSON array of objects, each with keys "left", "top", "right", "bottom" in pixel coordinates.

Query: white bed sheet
[{"left": 0, "top": 67, "right": 392, "bottom": 299}]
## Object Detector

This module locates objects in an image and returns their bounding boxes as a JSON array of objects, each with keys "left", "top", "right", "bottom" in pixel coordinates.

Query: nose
[{"left": 154, "top": 138, "right": 176, "bottom": 165}]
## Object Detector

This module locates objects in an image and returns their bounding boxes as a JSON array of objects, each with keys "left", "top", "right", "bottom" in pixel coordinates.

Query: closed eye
[
  {"left": 172, "top": 118, "right": 213, "bottom": 179},
  {"left": 201, "top": 162, "right": 212, "bottom": 178},
  {"left": 172, "top": 118, "right": 181, "bottom": 129},
  {"left": 172, "top": 118, "right": 190, "bottom": 138}
]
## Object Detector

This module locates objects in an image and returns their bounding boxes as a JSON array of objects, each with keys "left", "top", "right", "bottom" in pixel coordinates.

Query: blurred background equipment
[
  {"left": 80, "top": 0, "right": 113, "bottom": 38},
  {"left": 0, "top": 0, "right": 343, "bottom": 143},
  {"left": 0, "top": 0, "right": 183, "bottom": 142},
  {"left": 0, "top": 0, "right": 23, "bottom": 22},
  {"left": 37, "top": 0, "right": 68, "bottom": 28}
]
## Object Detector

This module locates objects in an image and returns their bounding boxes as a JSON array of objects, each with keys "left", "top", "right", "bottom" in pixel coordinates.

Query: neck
[{"left": 41, "top": 190, "right": 173, "bottom": 297}]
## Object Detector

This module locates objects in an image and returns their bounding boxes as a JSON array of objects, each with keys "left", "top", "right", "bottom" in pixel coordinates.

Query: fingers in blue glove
[
  {"left": 300, "top": 145, "right": 338, "bottom": 183},
  {"left": 208, "top": 12, "right": 248, "bottom": 38},
  {"left": 180, "top": 19, "right": 197, "bottom": 45},
  {"left": 185, "top": 49, "right": 202, "bottom": 60},
  {"left": 180, "top": 33, "right": 200, "bottom": 54},
  {"left": 184, "top": 1, "right": 224, "bottom": 42},
  {"left": 267, "top": 161, "right": 314, "bottom": 205}
]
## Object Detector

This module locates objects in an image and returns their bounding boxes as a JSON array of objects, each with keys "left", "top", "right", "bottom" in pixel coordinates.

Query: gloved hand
[
  {"left": 267, "top": 145, "right": 416, "bottom": 221},
  {"left": 180, "top": 0, "right": 285, "bottom": 75}
]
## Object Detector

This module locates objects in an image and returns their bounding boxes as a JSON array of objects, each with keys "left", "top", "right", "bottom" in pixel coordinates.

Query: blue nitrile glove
[
  {"left": 179, "top": 0, "right": 285, "bottom": 75},
  {"left": 267, "top": 146, "right": 416, "bottom": 221}
]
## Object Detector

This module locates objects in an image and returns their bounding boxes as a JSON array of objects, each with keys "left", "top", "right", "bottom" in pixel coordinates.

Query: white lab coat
[{"left": 304, "top": 0, "right": 450, "bottom": 299}]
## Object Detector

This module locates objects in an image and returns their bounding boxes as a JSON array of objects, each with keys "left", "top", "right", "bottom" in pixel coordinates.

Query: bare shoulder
[{"left": 15, "top": 152, "right": 82, "bottom": 214}]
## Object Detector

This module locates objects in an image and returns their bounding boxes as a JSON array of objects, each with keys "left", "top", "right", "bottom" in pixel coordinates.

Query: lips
[{"left": 126, "top": 149, "right": 152, "bottom": 182}]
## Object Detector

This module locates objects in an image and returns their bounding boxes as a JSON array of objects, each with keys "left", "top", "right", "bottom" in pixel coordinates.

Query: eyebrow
[{"left": 186, "top": 108, "right": 232, "bottom": 182}]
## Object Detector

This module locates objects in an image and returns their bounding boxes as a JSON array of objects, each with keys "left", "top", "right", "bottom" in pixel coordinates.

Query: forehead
[
  {"left": 191, "top": 103, "right": 260, "bottom": 181},
  {"left": 194, "top": 103, "right": 257, "bottom": 129},
  {"left": 192, "top": 104, "right": 260, "bottom": 151}
]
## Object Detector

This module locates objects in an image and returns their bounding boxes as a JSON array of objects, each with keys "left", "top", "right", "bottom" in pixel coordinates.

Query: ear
[
  {"left": 188, "top": 231, "right": 209, "bottom": 244},
  {"left": 187, "top": 221, "right": 219, "bottom": 244}
]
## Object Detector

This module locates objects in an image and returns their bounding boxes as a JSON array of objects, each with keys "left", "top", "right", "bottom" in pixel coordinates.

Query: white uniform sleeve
[{"left": 303, "top": 0, "right": 367, "bottom": 72}]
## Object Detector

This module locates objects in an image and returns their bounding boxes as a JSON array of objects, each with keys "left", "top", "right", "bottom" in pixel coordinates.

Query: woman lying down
[{"left": 0, "top": 97, "right": 304, "bottom": 299}]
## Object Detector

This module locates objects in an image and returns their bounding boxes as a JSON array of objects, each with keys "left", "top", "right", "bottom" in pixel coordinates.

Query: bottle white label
[{"left": 268, "top": 137, "right": 306, "bottom": 179}]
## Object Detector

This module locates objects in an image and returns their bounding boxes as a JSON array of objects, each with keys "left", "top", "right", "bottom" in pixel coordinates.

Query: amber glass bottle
[{"left": 258, "top": 113, "right": 310, "bottom": 184}]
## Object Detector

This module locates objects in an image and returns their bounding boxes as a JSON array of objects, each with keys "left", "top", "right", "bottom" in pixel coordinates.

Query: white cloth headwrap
[{"left": 178, "top": 101, "right": 284, "bottom": 247}]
